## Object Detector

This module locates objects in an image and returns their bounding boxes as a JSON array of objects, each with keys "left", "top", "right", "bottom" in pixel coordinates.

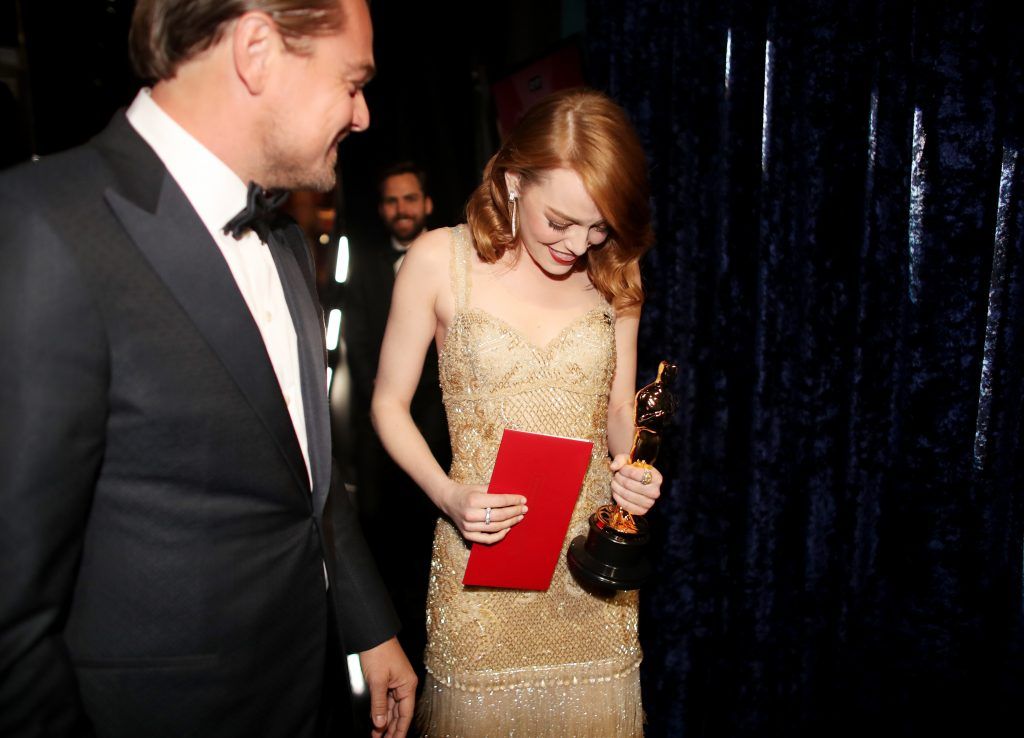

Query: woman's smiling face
[{"left": 507, "top": 168, "right": 609, "bottom": 277}]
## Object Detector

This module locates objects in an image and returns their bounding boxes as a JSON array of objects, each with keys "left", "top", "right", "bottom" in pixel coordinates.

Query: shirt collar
[
  {"left": 125, "top": 88, "right": 249, "bottom": 241},
  {"left": 390, "top": 235, "right": 411, "bottom": 254}
]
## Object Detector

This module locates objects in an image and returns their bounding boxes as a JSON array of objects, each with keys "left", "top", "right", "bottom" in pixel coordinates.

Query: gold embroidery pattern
[{"left": 418, "top": 226, "right": 643, "bottom": 737}]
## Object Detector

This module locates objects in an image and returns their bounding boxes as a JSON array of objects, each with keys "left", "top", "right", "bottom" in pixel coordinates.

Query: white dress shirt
[
  {"left": 391, "top": 235, "right": 411, "bottom": 274},
  {"left": 126, "top": 89, "right": 312, "bottom": 487}
]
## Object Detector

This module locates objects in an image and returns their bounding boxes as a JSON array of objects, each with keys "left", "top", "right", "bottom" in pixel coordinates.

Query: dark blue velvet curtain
[{"left": 587, "top": 1, "right": 1024, "bottom": 734}]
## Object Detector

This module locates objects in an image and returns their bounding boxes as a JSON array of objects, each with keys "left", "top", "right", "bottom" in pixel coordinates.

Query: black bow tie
[{"left": 223, "top": 181, "right": 290, "bottom": 243}]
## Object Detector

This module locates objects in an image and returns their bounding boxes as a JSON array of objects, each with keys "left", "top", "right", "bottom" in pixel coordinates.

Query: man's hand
[{"left": 359, "top": 636, "right": 417, "bottom": 738}]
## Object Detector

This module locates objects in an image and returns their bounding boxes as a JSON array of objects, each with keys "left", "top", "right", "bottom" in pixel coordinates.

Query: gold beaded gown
[{"left": 417, "top": 226, "right": 643, "bottom": 737}]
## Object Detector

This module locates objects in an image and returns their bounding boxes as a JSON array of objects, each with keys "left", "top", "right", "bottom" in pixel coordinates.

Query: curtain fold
[{"left": 587, "top": 1, "right": 1024, "bottom": 733}]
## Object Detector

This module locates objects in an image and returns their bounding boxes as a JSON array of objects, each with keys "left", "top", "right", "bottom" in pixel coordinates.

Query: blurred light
[
  {"left": 335, "top": 236, "right": 350, "bottom": 283},
  {"left": 908, "top": 107, "right": 925, "bottom": 304},
  {"left": 326, "top": 309, "right": 342, "bottom": 351},
  {"left": 326, "top": 366, "right": 334, "bottom": 391},
  {"left": 347, "top": 653, "right": 366, "bottom": 697},
  {"left": 318, "top": 233, "right": 330, "bottom": 245},
  {"left": 761, "top": 39, "right": 774, "bottom": 174},
  {"left": 724, "top": 29, "right": 733, "bottom": 95}
]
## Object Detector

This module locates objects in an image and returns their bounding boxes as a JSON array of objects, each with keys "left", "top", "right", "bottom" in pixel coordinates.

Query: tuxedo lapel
[
  {"left": 379, "top": 248, "right": 398, "bottom": 316},
  {"left": 269, "top": 227, "right": 332, "bottom": 515},
  {"left": 96, "top": 117, "right": 312, "bottom": 503}
]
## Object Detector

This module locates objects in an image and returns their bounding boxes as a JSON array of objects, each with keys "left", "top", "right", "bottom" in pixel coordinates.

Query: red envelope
[{"left": 462, "top": 429, "right": 594, "bottom": 590}]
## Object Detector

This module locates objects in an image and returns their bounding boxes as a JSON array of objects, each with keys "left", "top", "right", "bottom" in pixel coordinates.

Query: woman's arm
[
  {"left": 606, "top": 281, "right": 664, "bottom": 515},
  {"left": 607, "top": 302, "right": 641, "bottom": 457},
  {"left": 370, "top": 229, "right": 526, "bottom": 544}
]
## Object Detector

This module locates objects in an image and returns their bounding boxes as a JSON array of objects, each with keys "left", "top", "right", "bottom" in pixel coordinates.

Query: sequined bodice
[
  {"left": 423, "top": 226, "right": 641, "bottom": 693},
  {"left": 440, "top": 303, "right": 615, "bottom": 485}
]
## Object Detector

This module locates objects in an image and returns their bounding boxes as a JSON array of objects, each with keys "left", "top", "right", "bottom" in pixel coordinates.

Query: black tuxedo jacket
[
  {"left": 0, "top": 113, "right": 399, "bottom": 737},
  {"left": 343, "top": 234, "right": 402, "bottom": 416}
]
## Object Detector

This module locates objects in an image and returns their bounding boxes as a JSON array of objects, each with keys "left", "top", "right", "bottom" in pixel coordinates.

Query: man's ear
[
  {"left": 232, "top": 13, "right": 277, "bottom": 95},
  {"left": 425, "top": 195, "right": 434, "bottom": 217},
  {"left": 503, "top": 171, "right": 521, "bottom": 199}
]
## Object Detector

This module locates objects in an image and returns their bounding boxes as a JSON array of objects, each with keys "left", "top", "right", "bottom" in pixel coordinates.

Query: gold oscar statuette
[{"left": 567, "top": 360, "right": 678, "bottom": 591}]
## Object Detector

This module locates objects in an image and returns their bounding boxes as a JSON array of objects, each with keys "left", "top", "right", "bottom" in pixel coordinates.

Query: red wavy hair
[{"left": 465, "top": 88, "right": 653, "bottom": 309}]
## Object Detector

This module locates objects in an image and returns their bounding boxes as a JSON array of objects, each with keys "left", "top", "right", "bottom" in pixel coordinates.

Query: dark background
[
  {"left": 4, "top": 1, "right": 1023, "bottom": 735},
  {"left": 0, "top": 0, "right": 586, "bottom": 233}
]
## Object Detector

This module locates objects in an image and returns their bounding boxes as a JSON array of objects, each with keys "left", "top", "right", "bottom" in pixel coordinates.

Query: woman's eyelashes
[{"left": 545, "top": 215, "right": 609, "bottom": 246}]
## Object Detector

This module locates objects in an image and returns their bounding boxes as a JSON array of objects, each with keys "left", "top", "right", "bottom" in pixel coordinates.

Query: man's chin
[
  {"left": 309, "top": 172, "right": 337, "bottom": 193},
  {"left": 312, "top": 157, "right": 339, "bottom": 192},
  {"left": 296, "top": 152, "right": 338, "bottom": 192},
  {"left": 393, "top": 231, "right": 420, "bottom": 243},
  {"left": 390, "top": 223, "right": 422, "bottom": 241},
  {"left": 284, "top": 167, "right": 337, "bottom": 193}
]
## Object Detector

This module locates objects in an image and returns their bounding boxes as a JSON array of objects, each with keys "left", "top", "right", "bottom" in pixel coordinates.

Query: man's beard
[
  {"left": 389, "top": 215, "right": 425, "bottom": 242},
  {"left": 259, "top": 126, "right": 339, "bottom": 193}
]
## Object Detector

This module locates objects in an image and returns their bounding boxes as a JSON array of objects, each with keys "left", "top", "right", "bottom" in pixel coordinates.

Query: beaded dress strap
[{"left": 449, "top": 224, "right": 473, "bottom": 310}]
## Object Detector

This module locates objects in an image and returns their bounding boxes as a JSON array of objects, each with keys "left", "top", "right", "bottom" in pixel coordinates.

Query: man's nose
[{"left": 352, "top": 91, "right": 370, "bottom": 133}]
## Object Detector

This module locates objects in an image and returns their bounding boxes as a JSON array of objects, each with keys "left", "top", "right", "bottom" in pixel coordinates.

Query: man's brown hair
[{"left": 130, "top": 0, "right": 348, "bottom": 80}]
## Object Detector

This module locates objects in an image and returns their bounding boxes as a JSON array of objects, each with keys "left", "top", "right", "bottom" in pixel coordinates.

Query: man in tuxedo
[
  {"left": 0, "top": 1, "right": 416, "bottom": 736},
  {"left": 344, "top": 163, "right": 448, "bottom": 677}
]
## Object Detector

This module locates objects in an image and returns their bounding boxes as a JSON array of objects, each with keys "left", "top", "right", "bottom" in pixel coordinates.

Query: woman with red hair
[{"left": 372, "top": 88, "right": 664, "bottom": 735}]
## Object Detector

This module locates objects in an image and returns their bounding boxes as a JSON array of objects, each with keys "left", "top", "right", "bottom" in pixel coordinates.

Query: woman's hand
[
  {"left": 438, "top": 481, "right": 528, "bottom": 544},
  {"left": 610, "top": 454, "right": 662, "bottom": 515}
]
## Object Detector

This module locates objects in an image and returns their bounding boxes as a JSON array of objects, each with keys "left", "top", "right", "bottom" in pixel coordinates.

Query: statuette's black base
[{"left": 567, "top": 511, "right": 651, "bottom": 591}]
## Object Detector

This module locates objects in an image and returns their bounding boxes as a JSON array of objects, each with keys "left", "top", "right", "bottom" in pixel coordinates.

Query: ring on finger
[
  {"left": 640, "top": 469, "right": 653, "bottom": 486},
  {"left": 484, "top": 507, "right": 492, "bottom": 525}
]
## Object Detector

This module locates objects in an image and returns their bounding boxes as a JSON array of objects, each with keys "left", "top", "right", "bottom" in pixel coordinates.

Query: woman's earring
[{"left": 509, "top": 193, "right": 519, "bottom": 240}]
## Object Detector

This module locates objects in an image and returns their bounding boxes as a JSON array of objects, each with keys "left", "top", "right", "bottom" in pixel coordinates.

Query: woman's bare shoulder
[
  {"left": 405, "top": 226, "right": 454, "bottom": 264},
  {"left": 397, "top": 227, "right": 454, "bottom": 286}
]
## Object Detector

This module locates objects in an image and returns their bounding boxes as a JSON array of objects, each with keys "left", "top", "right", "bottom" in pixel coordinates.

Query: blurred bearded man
[{"left": 343, "top": 162, "right": 448, "bottom": 681}]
